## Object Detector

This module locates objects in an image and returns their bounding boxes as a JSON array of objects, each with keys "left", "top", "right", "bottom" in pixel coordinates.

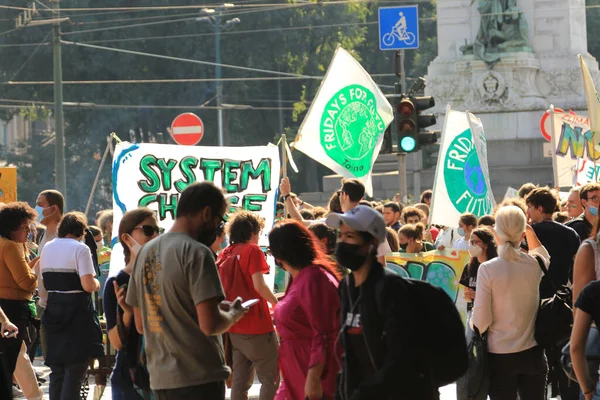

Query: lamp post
[{"left": 197, "top": 4, "right": 240, "bottom": 147}]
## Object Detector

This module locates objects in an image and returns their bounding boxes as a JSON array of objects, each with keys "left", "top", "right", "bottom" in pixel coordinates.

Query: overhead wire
[
  {"left": 0, "top": 98, "right": 295, "bottom": 110},
  {"left": 69, "top": 20, "right": 378, "bottom": 44},
  {"left": 61, "top": 16, "right": 204, "bottom": 36},
  {"left": 61, "top": 39, "right": 321, "bottom": 79},
  {"left": 70, "top": 12, "right": 206, "bottom": 27},
  {"left": 0, "top": 5, "right": 29, "bottom": 11},
  {"left": 7, "top": 30, "right": 52, "bottom": 83}
]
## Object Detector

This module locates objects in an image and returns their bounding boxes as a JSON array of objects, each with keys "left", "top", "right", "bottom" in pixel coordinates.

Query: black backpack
[
  {"left": 533, "top": 256, "right": 573, "bottom": 349},
  {"left": 375, "top": 272, "right": 469, "bottom": 387}
]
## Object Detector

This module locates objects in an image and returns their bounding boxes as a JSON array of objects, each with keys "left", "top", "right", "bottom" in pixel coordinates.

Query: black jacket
[{"left": 336, "top": 264, "right": 438, "bottom": 400}]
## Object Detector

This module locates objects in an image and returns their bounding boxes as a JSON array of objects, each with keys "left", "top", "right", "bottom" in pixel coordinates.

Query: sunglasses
[{"left": 133, "top": 225, "right": 160, "bottom": 237}]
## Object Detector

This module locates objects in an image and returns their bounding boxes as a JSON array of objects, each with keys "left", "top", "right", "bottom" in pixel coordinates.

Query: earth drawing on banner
[
  {"left": 443, "top": 128, "right": 493, "bottom": 216},
  {"left": 320, "top": 84, "right": 386, "bottom": 178}
]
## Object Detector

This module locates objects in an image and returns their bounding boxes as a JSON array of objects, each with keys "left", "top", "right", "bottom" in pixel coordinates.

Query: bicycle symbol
[{"left": 383, "top": 28, "right": 416, "bottom": 47}]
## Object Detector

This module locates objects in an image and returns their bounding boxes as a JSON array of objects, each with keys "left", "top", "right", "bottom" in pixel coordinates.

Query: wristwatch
[{"left": 282, "top": 194, "right": 291, "bottom": 201}]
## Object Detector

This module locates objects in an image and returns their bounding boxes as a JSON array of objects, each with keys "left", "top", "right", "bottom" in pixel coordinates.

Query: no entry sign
[{"left": 170, "top": 113, "right": 204, "bottom": 146}]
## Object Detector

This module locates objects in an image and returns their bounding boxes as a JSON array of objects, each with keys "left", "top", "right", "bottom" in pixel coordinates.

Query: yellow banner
[
  {"left": 385, "top": 249, "right": 470, "bottom": 304},
  {"left": 0, "top": 167, "right": 17, "bottom": 203}
]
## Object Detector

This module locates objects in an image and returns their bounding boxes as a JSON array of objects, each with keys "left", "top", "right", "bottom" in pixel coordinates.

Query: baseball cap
[{"left": 325, "top": 205, "right": 386, "bottom": 244}]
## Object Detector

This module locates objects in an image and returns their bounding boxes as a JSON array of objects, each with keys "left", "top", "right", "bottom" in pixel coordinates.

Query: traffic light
[
  {"left": 414, "top": 96, "right": 439, "bottom": 147},
  {"left": 396, "top": 96, "right": 418, "bottom": 153},
  {"left": 380, "top": 125, "right": 393, "bottom": 154}
]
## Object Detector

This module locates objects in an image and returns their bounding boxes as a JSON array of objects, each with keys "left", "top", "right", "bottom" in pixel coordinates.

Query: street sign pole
[
  {"left": 380, "top": 5, "right": 419, "bottom": 204},
  {"left": 398, "top": 153, "right": 408, "bottom": 204},
  {"left": 398, "top": 49, "right": 409, "bottom": 203}
]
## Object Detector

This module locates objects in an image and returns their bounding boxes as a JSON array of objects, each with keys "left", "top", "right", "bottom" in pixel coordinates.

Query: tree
[{"left": 0, "top": 0, "right": 370, "bottom": 209}]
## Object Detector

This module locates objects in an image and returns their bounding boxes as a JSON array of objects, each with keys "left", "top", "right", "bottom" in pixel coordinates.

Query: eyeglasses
[
  {"left": 587, "top": 195, "right": 600, "bottom": 203},
  {"left": 132, "top": 225, "right": 160, "bottom": 237},
  {"left": 469, "top": 239, "right": 483, "bottom": 245}
]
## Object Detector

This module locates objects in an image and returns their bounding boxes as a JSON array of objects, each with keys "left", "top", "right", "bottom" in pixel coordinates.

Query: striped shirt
[{"left": 40, "top": 238, "right": 96, "bottom": 294}]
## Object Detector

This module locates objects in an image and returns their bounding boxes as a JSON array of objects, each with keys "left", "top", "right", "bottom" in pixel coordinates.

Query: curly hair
[
  {"left": 401, "top": 206, "right": 426, "bottom": 224},
  {"left": 228, "top": 210, "right": 265, "bottom": 245},
  {"left": 0, "top": 202, "right": 37, "bottom": 239}
]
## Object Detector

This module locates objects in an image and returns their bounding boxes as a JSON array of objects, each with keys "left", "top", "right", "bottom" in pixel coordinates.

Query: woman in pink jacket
[{"left": 269, "top": 220, "right": 341, "bottom": 400}]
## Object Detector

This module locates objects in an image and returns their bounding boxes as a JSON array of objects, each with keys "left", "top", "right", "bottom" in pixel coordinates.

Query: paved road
[
  {"left": 31, "top": 359, "right": 458, "bottom": 400},
  {"left": 31, "top": 361, "right": 558, "bottom": 400}
]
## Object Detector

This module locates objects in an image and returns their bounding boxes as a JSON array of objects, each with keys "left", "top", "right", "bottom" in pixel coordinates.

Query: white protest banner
[
  {"left": 109, "top": 142, "right": 280, "bottom": 276},
  {"left": 294, "top": 46, "right": 393, "bottom": 196},
  {"left": 551, "top": 111, "right": 596, "bottom": 187},
  {"left": 430, "top": 108, "right": 495, "bottom": 228}
]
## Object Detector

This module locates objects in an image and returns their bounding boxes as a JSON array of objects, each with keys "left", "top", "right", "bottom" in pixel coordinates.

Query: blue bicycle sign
[{"left": 378, "top": 6, "right": 419, "bottom": 50}]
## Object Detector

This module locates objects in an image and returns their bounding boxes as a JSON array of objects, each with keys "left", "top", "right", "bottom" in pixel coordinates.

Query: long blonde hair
[{"left": 495, "top": 206, "right": 526, "bottom": 262}]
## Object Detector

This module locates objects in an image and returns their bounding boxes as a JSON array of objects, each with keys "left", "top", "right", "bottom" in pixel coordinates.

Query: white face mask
[
  {"left": 468, "top": 243, "right": 483, "bottom": 258},
  {"left": 127, "top": 234, "right": 143, "bottom": 256}
]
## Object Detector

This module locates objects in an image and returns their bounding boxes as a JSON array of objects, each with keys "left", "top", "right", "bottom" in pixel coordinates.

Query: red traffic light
[{"left": 397, "top": 99, "right": 414, "bottom": 116}]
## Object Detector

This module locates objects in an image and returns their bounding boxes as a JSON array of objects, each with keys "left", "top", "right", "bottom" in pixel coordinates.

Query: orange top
[{"left": 0, "top": 238, "right": 37, "bottom": 300}]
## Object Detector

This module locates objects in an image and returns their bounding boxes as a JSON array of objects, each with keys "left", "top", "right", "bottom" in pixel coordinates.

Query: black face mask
[
  {"left": 400, "top": 243, "right": 408, "bottom": 251},
  {"left": 335, "top": 242, "right": 368, "bottom": 272},
  {"left": 197, "top": 218, "right": 218, "bottom": 248}
]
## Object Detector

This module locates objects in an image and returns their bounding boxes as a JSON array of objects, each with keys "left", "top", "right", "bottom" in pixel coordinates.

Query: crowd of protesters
[{"left": 1, "top": 179, "right": 600, "bottom": 400}]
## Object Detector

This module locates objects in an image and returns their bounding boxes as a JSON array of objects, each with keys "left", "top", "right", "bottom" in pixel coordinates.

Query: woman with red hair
[{"left": 268, "top": 220, "right": 341, "bottom": 400}]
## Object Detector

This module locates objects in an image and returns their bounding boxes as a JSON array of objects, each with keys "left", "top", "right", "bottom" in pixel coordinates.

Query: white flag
[
  {"left": 579, "top": 54, "right": 600, "bottom": 155},
  {"left": 294, "top": 46, "right": 393, "bottom": 196},
  {"left": 430, "top": 108, "right": 495, "bottom": 228}
]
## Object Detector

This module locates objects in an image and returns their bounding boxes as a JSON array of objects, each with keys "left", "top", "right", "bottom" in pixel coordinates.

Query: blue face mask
[
  {"left": 220, "top": 237, "right": 228, "bottom": 250},
  {"left": 34, "top": 205, "right": 46, "bottom": 223},
  {"left": 590, "top": 206, "right": 599, "bottom": 217},
  {"left": 457, "top": 227, "right": 466, "bottom": 237}
]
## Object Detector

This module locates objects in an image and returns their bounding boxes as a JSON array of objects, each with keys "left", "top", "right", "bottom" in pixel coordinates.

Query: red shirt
[
  {"left": 217, "top": 243, "right": 274, "bottom": 335},
  {"left": 430, "top": 226, "right": 440, "bottom": 242}
]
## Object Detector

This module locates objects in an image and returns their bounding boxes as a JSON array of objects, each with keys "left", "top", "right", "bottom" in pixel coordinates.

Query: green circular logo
[
  {"left": 444, "top": 129, "right": 492, "bottom": 215},
  {"left": 320, "top": 84, "right": 386, "bottom": 178}
]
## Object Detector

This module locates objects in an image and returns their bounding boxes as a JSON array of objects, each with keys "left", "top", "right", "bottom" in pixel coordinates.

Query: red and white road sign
[
  {"left": 539, "top": 107, "right": 565, "bottom": 142},
  {"left": 170, "top": 113, "right": 204, "bottom": 146}
]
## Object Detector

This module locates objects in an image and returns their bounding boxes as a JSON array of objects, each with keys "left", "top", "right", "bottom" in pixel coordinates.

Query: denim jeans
[{"left": 48, "top": 361, "right": 89, "bottom": 400}]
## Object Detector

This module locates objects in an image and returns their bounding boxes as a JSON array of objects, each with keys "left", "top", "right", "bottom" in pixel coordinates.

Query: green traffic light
[{"left": 400, "top": 136, "right": 416, "bottom": 152}]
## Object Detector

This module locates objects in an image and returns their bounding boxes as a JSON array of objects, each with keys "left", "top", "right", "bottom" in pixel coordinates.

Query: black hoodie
[{"left": 336, "top": 264, "right": 438, "bottom": 400}]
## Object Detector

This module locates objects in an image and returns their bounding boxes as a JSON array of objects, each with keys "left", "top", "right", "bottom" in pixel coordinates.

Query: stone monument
[
  {"left": 421, "top": 0, "right": 600, "bottom": 195},
  {"left": 311, "top": 0, "right": 600, "bottom": 204}
]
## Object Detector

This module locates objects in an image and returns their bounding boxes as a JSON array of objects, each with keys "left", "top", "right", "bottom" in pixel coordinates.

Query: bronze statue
[{"left": 460, "top": 0, "right": 531, "bottom": 67}]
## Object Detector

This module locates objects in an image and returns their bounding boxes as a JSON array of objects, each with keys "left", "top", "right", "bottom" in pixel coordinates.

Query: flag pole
[
  {"left": 549, "top": 105, "right": 560, "bottom": 188},
  {"left": 281, "top": 134, "right": 288, "bottom": 217},
  {"left": 85, "top": 135, "right": 112, "bottom": 217}
]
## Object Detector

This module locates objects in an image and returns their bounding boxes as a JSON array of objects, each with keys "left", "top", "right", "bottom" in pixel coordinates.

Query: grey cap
[{"left": 325, "top": 205, "right": 386, "bottom": 244}]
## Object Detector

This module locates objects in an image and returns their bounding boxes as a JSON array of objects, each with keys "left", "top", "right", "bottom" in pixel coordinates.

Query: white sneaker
[{"left": 12, "top": 384, "right": 25, "bottom": 398}]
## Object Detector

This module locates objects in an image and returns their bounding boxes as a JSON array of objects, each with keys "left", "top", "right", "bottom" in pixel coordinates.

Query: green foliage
[
  {"left": 0, "top": 0, "right": 440, "bottom": 209},
  {"left": 587, "top": 0, "right": 600, "bottom": 60}
]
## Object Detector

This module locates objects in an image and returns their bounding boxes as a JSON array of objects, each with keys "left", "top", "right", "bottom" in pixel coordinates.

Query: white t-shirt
[
  {"left": 453, "top": 238, "right": 469, "bottom": 251},
  {"left": 36, "top": 229, "right": 57, "bottom": 307},
  {"left": 471, "top": 245, "right": 550, "bottom": 354},
  {"left": 39, "top": 238, "right": 96, "bottom": 294}
]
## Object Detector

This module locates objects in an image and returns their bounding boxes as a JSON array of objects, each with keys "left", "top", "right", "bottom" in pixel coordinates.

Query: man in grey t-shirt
[{"left": 126, "top": 182, "right": 247, "bottom": 400}]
